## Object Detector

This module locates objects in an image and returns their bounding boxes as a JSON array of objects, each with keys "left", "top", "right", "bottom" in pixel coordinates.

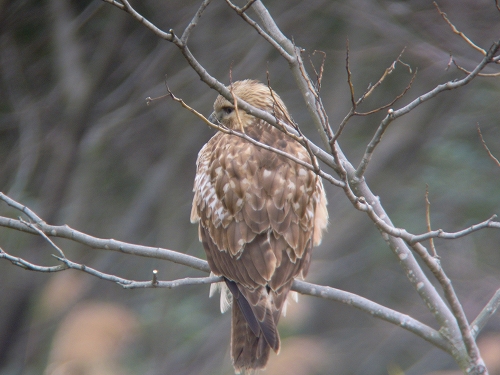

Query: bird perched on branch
[{"left": 191, "top": 80, "right": 328, "bottom": 374}]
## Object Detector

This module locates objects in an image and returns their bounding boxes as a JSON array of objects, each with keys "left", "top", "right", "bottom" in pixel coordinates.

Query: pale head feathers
[{"left": 212, "top": 80, "right": 288, "bottom": 130}]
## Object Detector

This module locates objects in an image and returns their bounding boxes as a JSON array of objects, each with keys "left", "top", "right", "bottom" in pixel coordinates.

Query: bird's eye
[{"left": 222, "top": 107, "right": 234, "bottom": 115}]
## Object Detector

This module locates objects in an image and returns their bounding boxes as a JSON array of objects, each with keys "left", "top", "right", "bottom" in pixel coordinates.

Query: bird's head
[{"left": 209, "top": 80, "right": 288, "bottom": 130}]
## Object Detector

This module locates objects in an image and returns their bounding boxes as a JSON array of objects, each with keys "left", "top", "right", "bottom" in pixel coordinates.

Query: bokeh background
[{"left": 1, "top": 0, "right": 500, "bottom": 374}]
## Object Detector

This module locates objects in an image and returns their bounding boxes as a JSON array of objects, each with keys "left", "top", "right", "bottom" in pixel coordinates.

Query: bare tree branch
[
  {"left": 452, "top": 58, "right": 500, "bottom": 77},
  {"left": 0, "top": 247, "right": 66, "bottom": 272},
  {"left": 0, "top": 192, "right": 211, "bottom": 273},
  {"left": 471, "top": 289, "right": 500, "bottom": 338},
  {"left": 102, "top": 0, "right": 174, "bottom": 41},
  {"left": 355, "top": 40, "right": 500, "bottom": 179},
  {"left": 180, "top": 0, "right": 213, "bottom": 45},
  {"left": 225, "top": 0, "right": 293, "bottom": 62},
  {"left": 409, "top": 215, "right": 498, "bottom": 243},
  {"left": 292, "top": 280, "right": 453, "bottom": 353},
  {"left": 433, "top": 2, "right": 486, "bottom": 55},
  {"left": 4, "top": 1, "right": 498, "bottom": 373},
  {"left": 0, "top": 191, "right": 457, "bottom": 354},
  {"left": 477, "top": 124, "right": 500, "bottom": 167},
  {"left": 425, "top": 185, "right": 438, "bottom": 258}
]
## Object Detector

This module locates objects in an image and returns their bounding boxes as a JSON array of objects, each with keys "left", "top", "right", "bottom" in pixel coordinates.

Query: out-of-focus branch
[
  {"left": 0, "top": 37, "right": 42, "bottom": 199},
  {"left": 50, "top": 0, "right": 91, "bottom": 114}
]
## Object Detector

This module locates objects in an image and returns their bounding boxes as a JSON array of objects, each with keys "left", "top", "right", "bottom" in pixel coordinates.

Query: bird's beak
[{"left": 208, "top": 112, "right": 217, "bottom": 124}]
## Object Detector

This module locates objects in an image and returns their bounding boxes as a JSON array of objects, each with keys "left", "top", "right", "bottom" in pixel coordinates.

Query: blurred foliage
[{"left": 0, "top": 0, "right": 499, "bottom": 374}]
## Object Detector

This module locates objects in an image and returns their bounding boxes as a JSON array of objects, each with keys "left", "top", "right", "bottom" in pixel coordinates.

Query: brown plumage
[{"left": 191, "top": 80, "right": 328, "bottom": 374}]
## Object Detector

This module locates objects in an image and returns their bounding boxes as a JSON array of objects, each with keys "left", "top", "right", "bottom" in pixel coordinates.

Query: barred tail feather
[{"left": 231, "top": 298, "right": 270, "bottom": 374}]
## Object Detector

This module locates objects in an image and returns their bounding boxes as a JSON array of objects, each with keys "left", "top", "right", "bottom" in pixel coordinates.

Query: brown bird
[{"left": 191, "top": 80, "right": 328, "bottom": 373}]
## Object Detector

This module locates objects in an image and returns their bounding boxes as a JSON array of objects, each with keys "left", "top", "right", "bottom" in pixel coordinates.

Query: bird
[{"left": 191, "top": 79, "right": 328, "bottom": 374}]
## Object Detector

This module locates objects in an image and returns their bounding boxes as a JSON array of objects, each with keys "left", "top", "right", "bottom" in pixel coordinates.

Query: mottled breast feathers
[{"left": 191, "top": 79, "right": 328, "bottom": 373}]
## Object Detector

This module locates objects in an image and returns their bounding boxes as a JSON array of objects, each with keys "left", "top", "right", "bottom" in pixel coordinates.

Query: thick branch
[{"left": 293, "top": 280, "right": 452, "bottom": 353}]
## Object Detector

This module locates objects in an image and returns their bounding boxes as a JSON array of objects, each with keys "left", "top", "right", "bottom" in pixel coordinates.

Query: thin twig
[
  {"left": 346, "top": 39, "right": 356, "bottom": 107},
  {"left": 425, "top": 185, "right": 438, "bottom": 257},
  {"left": 102, "top": 0, "right": 173, "bottom": 41},
  {"left": 355, "top": 68, "right": 417, "bottom": 116},
  {"left": 228, "top": 75, "right": 245, "bottom": 133},
  {"left": 309, "top": 50, "right": 326, "bottom": 91},
  {"left": 20, "top": 218, "right": 66, "bottom": 259},
  {"left": 433, "top": 2, "right": 486, "bottom": 55},
  {"left": 409, "top": 215, "right": 498, "bottom": 243},
  {"left": 452, "top": 58, "right": 500, "bottom": 77},
  {"left": 225, "top": 0, "right": 293, "bottom": 62},
  {"left": 0, "top": 247, "right": 66, "bottom": 272},
  {"left": 180, "top": 0, "right": 213, "bottom": 45},
  {"left": 362, "top": 48, "right": 408, "bottom": 101},
  {"left": 334, "top": 47, "right": 416, "bottom": 140},
  {"left": 477, "top": 124, "right": 500, "bottom": 167},
  {"left": 54, "top": 254, "right": 223, "bottom": 288}
]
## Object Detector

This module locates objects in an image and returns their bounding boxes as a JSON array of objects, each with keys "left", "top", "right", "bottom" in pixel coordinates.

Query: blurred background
[{"left": 0, "top": 0, "right": 499, "bottom": 374}]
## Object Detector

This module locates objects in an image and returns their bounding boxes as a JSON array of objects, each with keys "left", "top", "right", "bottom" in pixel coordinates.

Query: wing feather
[{"left": 192, "top": 80, "right": 329, "bottom": 371}]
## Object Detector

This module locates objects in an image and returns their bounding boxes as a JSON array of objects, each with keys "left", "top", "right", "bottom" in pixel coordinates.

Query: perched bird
[{"left": 191, "top": 80, "right": 328, "bottom": 373}]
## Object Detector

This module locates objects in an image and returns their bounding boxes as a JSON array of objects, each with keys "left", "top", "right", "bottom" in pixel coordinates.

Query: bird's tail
[{"left": 231, "top": 298, "right": 271, "bottom": 374}]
